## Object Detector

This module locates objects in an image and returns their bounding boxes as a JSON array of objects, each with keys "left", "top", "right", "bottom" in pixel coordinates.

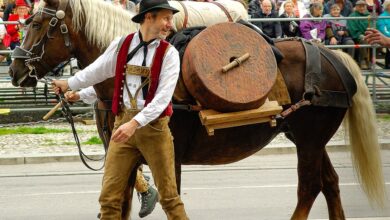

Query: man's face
[
  {"left": 330, "top": 6, "right": 341, "bottom": 17},
  {"left": 284, "top": 2, "right": 294, "bottom": 14},
  {"left": 261, "top": 1, "right": 272, "bottom": 14},
  {"left": 144, "top": 9, "right": 174, "bottom": 39},
  {"left": 356, "top": 4, "right": 367, "bottom": 14}
]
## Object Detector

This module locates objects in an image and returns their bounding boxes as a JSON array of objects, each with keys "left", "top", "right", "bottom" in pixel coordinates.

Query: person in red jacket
[{"left": 6, "top": 0, "right": 30, "bottom": 50}]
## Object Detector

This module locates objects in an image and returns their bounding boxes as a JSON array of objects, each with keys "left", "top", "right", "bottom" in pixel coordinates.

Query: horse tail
[{"left": 333, "top": 50, "right": 386, "bottom": 207}]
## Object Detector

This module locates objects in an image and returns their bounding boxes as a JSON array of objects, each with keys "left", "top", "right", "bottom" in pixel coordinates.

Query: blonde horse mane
[
  {"left": 39, "top": 0, "right": 138, "bottom": 50},
  {"left": 333, "top": 50, "right": 387, "bottom": 207}
]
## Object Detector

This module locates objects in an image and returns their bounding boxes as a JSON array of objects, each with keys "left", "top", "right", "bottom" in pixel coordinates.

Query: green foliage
[
  {"left": 83, "top": 136, "right": 103, "bottom": 145},
  {"left": 0, "top": 127, "right": 70, "bottom": 135},
  {"left": 378, "top": 114, "right": 390, "bottom": 121}
]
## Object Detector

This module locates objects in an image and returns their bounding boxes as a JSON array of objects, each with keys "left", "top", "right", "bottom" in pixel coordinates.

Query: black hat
[{"left": 132, "top": 0, "right": 180, "bottom": 23}]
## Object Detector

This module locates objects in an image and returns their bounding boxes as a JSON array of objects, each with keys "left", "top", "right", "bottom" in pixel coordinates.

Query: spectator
[
  {"left": 366, "top": 0, "right": 382, "bottom": 15},
  {"left": 279, "top": 0, "right": 308, "bottom": 17},
  {"left": 249, "top": 0, "right": 276, "bottom": 16},
  {"left": 324, "top": 4, "right": 355, "bottom": 57},
  {"left": 6, "top": 0, "right": 30, "bottom": 50},
  {"left": 299, "top": 2, "right": 327, "bottom": 43},
  {"left": 377, "top": 0, "right": 390, "bottom": 68},
  {"left": 323, "top": 0, "right": 354, "bottom": 16},
  {"left": 0, "top": 16, "right": 6, "bottom": 62},
  {"left": 252, "top": 0, "right": 282, "bottom": 38},
  {"left": 279, "top": 0, "right": 301, "bottom": 37},
  {"left": 347, "top": 0, "right": 371, "bottom": 69},
  {"left": 2, "top": 0, "right": 15, "bottom": 21}
]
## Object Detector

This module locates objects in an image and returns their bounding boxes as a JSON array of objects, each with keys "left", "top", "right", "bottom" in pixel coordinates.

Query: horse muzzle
[{"left": 9, "top": 64, "right": 38, "bottom": 87}]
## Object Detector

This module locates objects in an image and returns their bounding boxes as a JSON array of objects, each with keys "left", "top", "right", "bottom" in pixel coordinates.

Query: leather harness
[{"left": 300, "top": 39, "right": 357, "bottom": 108}]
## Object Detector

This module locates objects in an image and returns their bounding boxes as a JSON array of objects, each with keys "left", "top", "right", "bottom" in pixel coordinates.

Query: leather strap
[
  {"left": 210, "top": 1, "right": 233, "bottom": 22},
  {"left": 319, "top": 47, "right": 357, "bottom": 106},
  {"left": 178, "top": 1, "right": 188, "bottom": 28},
  {"left": 300, "top": 39, "right": 355, "bottom": 108},
  {"left": 301, "top": 39, "right": 321, "bottom": 100}
]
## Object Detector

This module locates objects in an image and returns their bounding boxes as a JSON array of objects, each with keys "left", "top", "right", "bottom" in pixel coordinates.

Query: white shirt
[
  {"left": 79, "top": 86, "right": 97, "bottom": 104},
  {"left": 68, "top": 32, "right": 180, "bottom": 127}
]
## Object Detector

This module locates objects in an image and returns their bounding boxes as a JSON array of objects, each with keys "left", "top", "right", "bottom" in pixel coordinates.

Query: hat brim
[{"left": 131, "top": 5, "right": 179, "bottom": 23}]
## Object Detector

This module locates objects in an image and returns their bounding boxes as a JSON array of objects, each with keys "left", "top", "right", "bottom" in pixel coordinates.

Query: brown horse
[{"left": 9, "top": 0, "right": 386, "bottom": 219}]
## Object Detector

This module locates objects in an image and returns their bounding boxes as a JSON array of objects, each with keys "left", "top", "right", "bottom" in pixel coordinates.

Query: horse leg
[
  {"left": 175, "top": 160, "right": 182, "bottom": 194},
  {"left": 121, "top": 166, "right": 138, "bottom": 220},
  {"left": 321, "top": 151, "right": 345, "bottom": 220},
  {"left": 288, "top": 108, "right": 346, "bottom": 219},
  {"left": 291, "top": 146, "right": 324, "bottom": 220}
]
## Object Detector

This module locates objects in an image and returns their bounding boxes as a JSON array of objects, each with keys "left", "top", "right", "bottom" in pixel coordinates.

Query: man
[
  {"left": 347, "top": 0, "right": 371, "bottom": 69},
  {"left": 252, "top": 0, "right": 282, "bottom": 39},
  {"left": 52, "top": 0, "right": 188, "bottom": 219},
  {"left": 65, "top": 88, "right": 158, "bottom": 218}
]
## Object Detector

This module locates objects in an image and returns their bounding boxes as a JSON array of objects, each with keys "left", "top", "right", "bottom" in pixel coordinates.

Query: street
[{"left": 0, "top": 151, "right": 389, "bottom": 220}]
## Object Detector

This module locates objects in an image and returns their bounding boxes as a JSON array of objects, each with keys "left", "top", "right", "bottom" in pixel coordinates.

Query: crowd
[
  {"left": 248, "top": 0, "right": 390, "bottom": 69},
  {"left": 0, "top": 0, "right": 387, "bottom": 69}
]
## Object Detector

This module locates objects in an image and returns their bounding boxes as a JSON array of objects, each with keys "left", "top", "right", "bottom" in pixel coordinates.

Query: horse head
[{"left": 9, "top": 0, "right": 75, "bottom": 87}]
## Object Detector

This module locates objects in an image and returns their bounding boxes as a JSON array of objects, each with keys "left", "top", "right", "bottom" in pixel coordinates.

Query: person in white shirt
[
  {"left": 52, "top": 0, "right": 189, "bottom": 219},
  {"left": 65, "top": 87, "right": 159, "bottom": 218},
  {"left": 0, "top": 17, "right": 7, "bottom": 62}
]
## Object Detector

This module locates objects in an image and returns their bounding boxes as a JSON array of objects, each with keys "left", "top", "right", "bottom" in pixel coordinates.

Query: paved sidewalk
[{"left": 0, "top": 116, "right": 389, "bottom": 165}]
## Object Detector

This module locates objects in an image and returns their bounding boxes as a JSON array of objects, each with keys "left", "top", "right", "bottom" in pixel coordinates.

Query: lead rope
[{"left": 57, "top": 92, "right": 106, "bottom": 171}]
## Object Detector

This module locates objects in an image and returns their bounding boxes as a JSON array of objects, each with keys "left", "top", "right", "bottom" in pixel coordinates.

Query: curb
[{"left": 1, "top": 141, "right": 389, "bottom": 165}]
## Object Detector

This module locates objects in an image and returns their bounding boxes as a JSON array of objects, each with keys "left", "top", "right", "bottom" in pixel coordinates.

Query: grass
[
  {"left": 0, "top": 127, "right": 70, "bottom": 135},
  {"left": 377, "top": 114, "right": 390, "bottom": 121},
  {"left": 83, "top": 136, "right": 103, "bottom": 145}
]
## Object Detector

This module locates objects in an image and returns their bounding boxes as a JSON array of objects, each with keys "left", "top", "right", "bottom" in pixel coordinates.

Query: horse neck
[{"left": 73, "top": 33, "right": 115, "bottom": 101}]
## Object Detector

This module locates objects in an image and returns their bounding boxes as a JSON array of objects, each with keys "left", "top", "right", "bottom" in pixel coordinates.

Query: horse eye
[{"left": 32, "top": 23, "right": 41, "bottom": 30}]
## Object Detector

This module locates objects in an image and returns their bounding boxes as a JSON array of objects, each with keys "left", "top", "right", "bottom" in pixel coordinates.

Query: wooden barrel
[{"left": 182, "top": 22, "right": 278, "bottom": 112}]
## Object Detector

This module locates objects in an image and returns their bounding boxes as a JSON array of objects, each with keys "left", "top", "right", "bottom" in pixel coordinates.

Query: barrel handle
[
  {"left": 222, "top": 53, "right": 250, "bottom": 73},
  {"left": 43, "top": 102, "right": 62, "bottom": 121}
]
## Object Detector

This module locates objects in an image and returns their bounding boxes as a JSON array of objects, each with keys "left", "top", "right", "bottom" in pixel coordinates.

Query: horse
[{"left": 9, "top": 0, "right": 386, "bottom": 219}]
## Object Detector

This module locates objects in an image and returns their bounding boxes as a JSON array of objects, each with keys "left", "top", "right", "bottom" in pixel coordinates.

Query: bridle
[{"left": 12, "top": 0, "right": 73, "bottom": 79}]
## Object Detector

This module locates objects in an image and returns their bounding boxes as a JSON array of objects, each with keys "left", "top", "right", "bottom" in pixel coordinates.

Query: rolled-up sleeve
[
  {"left": 133, "top": 46, "right": 180, "bottom": 127},
  {"left": 68, "top": 37, "right": 121, "bottom": 90},
  {"left": 79, "top": 86, "right": 97, "bottom": 104}
]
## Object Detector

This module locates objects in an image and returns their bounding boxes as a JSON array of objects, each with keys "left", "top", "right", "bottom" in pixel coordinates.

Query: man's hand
[
  {"left": 364, "top": 28, "right": 390, "bottom": 47},
  {"left": 52, "top": 80, "right": 69, "bottom": 95},
  {"left": 111, "top": 119, "right": 140, "bottom": 143},
  {"left": 330, "top": 37, "right": 338, "bottom": 45},
  {"left": 64, "top": 91, "right": 80, "bottom": 103}
]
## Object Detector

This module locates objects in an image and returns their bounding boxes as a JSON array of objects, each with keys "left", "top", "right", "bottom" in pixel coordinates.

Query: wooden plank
[
  {"left": 205, "top": 116, "right": 274, "bottom": 136},
  {"left": 81, "top": 119, "right": 96, "bottom": 125},
  {"left": 199, "top": 101, "right": 282, "bottom": 125}
]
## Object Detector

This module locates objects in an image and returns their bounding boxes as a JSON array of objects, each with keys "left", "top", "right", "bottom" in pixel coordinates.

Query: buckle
[
  {"left": 60, "top": 24, "right": 69, "bottom": 34},
  {"left": 49, "top": 17, "right": 58, "bottom": 27}
]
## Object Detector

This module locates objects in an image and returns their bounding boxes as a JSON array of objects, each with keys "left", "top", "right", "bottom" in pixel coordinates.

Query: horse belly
[{"left": 171, "top": 112, "right": 279, "bottom": 165}]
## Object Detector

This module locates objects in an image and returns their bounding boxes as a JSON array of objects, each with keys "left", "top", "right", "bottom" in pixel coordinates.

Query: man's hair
[
  {"left": 283, "top": 0, "right": 294, "bottom": 8},
  {"left": 309, "top": 2, "right": 323, "bottom": 15},
  {"left": 330, "top": 3, "right": 341, "bottom": 10},
  {"left": 139, "top": 9, "right": 159, "bottom": 24}
]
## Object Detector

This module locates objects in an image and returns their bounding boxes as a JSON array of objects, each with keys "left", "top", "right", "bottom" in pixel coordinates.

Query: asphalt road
[{"left": 0, "top": 151, "right": 389, "bottom": 220}]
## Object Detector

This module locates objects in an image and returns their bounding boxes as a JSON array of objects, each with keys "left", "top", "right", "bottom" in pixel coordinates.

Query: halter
[{"left": 12, "top": 0, "right": 72, "bottom": 78}]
